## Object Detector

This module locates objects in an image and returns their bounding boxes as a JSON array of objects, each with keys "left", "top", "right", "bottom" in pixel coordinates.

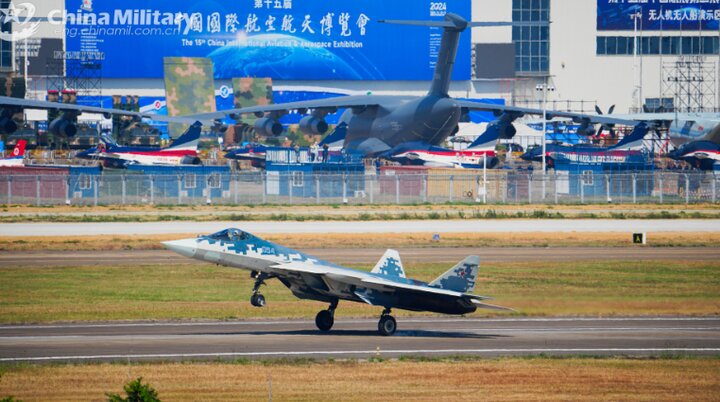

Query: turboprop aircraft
[
  {"left": 163, "top": 228, "right": 510, "bottom": 336},
  {"left": 667, "top": 140, "right": 720, "bottom": 171}
]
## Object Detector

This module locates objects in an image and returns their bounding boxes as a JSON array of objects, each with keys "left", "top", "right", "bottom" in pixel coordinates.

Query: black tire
[
  {"left": 378, "top": 315, "right": 397, "bottom": 336},
  {"left": 250, "top": 293, "right": 265, "bottom": 307},
  {"left": 315, "top": 310, "right": 334, "bottom": 332}
]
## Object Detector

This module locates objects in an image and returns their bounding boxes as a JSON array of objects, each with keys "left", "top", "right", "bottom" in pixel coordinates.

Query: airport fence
[{"left": 0, "top": 171, "right": 718, "bottom": 206}]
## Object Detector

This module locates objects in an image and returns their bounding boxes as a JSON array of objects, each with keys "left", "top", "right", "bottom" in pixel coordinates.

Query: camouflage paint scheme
[
  {"left": 163, "top": 57, "right": 216, "bottom": 137},
  {"left": 232, "top": 77, "right": 273, "bottom": 125},
  {"left": 164, "top": 229, "right": 503, "bottom": 319}
]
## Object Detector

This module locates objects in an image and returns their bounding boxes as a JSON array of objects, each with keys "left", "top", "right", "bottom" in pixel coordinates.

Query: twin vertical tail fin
[
  {"left": 429, "top": 256, "right": 479, "bottom": 293},
  {"left": 371, "top": 249, "right": 406, "bottom": 279}
]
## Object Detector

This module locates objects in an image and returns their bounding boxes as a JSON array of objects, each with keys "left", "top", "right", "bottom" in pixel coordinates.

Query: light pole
[{"left": 536, "top": 79, "right": 555, "bottom": 200}]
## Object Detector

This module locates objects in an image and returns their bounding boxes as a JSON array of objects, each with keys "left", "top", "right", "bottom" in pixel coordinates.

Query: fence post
[
  {"left": 288, "top": 174, "right": 293, "bottom": 205},
  {"left": 632, "top": 174, "right": 637, "bottom": 204},
  {"left": 93, "top": 176, "right": 98, "bottom": 207},
  {"left": 685, "top": 174, "right": 690, "bottom": 204},
  {"left": 554, "top": 173, "right": 558, "bottom": 204},
  {"left": 605, "top": 174, "right": 610, "bottom": 202},
  {"left": 422, "top": 175, "right": 428, "bottom": 203},
  {"left": 713, "top": 173, "right": 717, "bottom": 204},
  {"left": 262, "top": 172, "right": 267, "bottom": 204},
  {"left": 395, "top": 174, "right": 400, "bottom": 205},
  {"left": 342, "top": 174, "right": 348, "bottom": 204},
  {"left": 65, "top": 175, "right": 70, "bottom": 205},
  {"left": 369, "top": 176, "right": 374, "bottom": 204},
  {"left": 36, "top": 175, "right": 40, "bottom": 206},
  {"left": 6, "top": 176, "right": 10, "bottom": 205},
  {"left": 449, "top": 175, "right": 453, "bottom": 203},
  {"left": 177, "top": 175, "right": 182, "bottom": 205},
  {"left": 150, "top": 175, "right": 155, "bottom": 205},
  {"left": 121, "top": 175, "right": 126, "bottom": 205},
  {"left": 528, "top": 174, "right": 532, "bottom": 204},
  {"left": 315, "top": 175, "right": 320, "bottom": 203},
  {"left": 580, "top": 174, "right": 585, "bottom": 204},
  {"left": 658, "top": 173, "right": 663, "bottom": 204},
  {"left": 234, "top": 175, "right": 239, "bottom": 205}
]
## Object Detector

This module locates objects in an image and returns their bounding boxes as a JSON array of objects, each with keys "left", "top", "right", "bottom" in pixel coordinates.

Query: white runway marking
[
  {"left": 1, "top": 317, "right": 716, "bottom": 330},
  {"left": 2, "top": 348, "right": 719, "bottom": 362}
]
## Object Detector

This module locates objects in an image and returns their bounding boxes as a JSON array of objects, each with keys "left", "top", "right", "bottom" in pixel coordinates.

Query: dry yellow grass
[
  {"left": 1, "top": 231, "right": 718, "bottom": 251},
  {"left": 0, "top": 359, "right": 718, "bottom": 401}
]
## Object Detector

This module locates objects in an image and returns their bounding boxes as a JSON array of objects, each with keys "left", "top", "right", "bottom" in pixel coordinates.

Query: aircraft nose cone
[{"left": 163, "top": 239, "right": 197, "bottom": 258}]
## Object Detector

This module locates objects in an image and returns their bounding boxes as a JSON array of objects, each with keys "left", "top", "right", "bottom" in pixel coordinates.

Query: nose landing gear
[{"left": 250, "top": 272, "right": 270, "bottom": 307}]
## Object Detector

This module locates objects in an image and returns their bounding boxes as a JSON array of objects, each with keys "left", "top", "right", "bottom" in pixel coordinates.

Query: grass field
[
  {"left": 0, "top": 260, "right": 717, "bottom": 323},
  {"left": 2, "top": 231, "right": 720, "bottom": 252},
  {"left": 1, "top": 203, "right": 719, "bottom": 223},
  {"left": 0, "top": 358, "right": 718, "bottom": 401}
]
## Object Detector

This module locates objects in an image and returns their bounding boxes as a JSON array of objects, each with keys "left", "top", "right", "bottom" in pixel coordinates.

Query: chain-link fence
[{"left": 0, "top": 171, "right": 718, "bottom": 206}]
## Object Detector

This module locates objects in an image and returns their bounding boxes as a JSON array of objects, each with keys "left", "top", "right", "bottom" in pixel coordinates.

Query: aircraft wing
[
  {"left": 457, "top": 100, "right": 640, "bottom": 126},
  {"left": 268, "top": 262, "right": 494, "bottom": 302},
  {"left": 0, "top": 96, "right": 200, "bottom": 124},
  {"left": 183, "top": 95, "right": 386, "bottom": 120}
]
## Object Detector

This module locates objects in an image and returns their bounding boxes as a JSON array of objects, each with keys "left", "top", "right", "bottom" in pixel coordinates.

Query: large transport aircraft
[
  {"left": 521, "top": 123, "right": 651, "bottom": 168},
  {"left": 0, "top": 140, "right": 26, "bottom": 167},
  {"left": 76, "top": 122, "right": 203, "bottom": 168},
  {"left": 183, "top": 13, "right": 636, "bottom": 156},
  {"left": 163, "top": 228, "right": 510, "bottom": 336}
]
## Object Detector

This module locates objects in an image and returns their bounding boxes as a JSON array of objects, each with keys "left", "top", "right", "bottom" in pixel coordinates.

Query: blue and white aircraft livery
[{"left": 164, "top": 229, "right": 510, "bottom": 336}]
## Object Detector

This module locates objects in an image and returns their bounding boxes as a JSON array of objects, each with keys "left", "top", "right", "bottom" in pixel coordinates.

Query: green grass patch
[{"left": 0, "top": 260, "right": 717, "bottom": 323}]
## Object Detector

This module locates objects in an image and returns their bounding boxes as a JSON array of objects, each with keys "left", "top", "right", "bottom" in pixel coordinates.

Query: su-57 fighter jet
[{"left": 164, "top": 229, "right": 510, "bottom": 336}]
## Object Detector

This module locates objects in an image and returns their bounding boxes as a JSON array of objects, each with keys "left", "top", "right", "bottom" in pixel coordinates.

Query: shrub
[{"left": 106, "top": 377, "right": 160, "bottom": 402}]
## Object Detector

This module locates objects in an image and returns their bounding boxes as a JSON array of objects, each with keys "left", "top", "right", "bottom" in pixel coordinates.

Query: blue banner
[
  {"left": 597, "top": 0, "right": 720, "bottom": 31},
  {"left": 64, "top": 0, "right": 471, "bottom": 80}
]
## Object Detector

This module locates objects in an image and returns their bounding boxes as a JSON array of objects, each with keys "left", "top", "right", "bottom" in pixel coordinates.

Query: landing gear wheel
[
  {"left": 315, "top": 310, "right": 334, "bottom": 332},
  {"left": 250, "top": 293, "right": 266, "bottom": 307},
  {"left": 378, "top": 315, "right": 397, "bottom": 336}
]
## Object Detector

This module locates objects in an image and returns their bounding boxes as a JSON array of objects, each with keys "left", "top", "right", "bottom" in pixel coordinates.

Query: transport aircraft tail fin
[
  {"left": 429, "top": 256, "right": 479, "bottom": 293},
  {"left": 611, "top": 122, "right": 649, "bottom": 151},
  {"left": 10, "top": 139, "right": 26, "bottom": 158},
  {"left": 370, "top": 249, "right": 406, "bottom": 279},
  {"left": 320, "top": 122, "right": 347, "bottom": 149}
]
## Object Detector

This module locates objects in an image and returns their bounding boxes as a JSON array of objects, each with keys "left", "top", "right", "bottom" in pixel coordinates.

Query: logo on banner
[
  {"left": 153, "top": 100, "right": 163, "bottom": 110},
  {"left": 219, "top": 85, "right": 232, "bottom": 99},
  {"left": 0, "top": 2, "right": 39, "bottom": 42},
  {"left": 80, "top": 0, "right": 93, "bottom": 12}
]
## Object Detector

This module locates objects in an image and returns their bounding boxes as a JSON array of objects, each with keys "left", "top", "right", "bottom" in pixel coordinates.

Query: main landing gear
[
  {"left": 250, "top": 272, "right": 269, "bottom": 307},
  {"left": 315, "top": 299, "right": 338, "bottom": 332},
  {"left": 378, "top": 308, "right": 397, "bottom": 336}
]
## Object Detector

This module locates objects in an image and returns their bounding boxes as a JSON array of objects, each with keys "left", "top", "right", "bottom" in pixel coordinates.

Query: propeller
[{"left": 593, "top": 105, "right": 617, "bottom": 138}]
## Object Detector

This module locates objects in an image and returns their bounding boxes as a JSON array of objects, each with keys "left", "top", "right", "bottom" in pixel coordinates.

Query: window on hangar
[{"left": 512, "top": 0, "right": 550, "bottom": 75}]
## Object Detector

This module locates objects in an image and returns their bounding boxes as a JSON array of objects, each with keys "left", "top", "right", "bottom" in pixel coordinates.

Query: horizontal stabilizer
[
  {"left": 429, "top": 256, "right": 479, "bottom": 293},
  {"left": 371, "top": 249, "right": 406, "bottom": 278},
  {"left": 470, "top": 299, "right": 515, "bottom": 311}
]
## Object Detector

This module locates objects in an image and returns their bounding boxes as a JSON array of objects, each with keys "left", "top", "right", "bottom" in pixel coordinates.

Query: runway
[
  {"left": 1, "top": 317, "right": 718, "bottom": 362},
  {"left": 0, "top": 247, "right": 718, "bottom": 268},
  {"left": 2, "top": 219, "right": 720, "bottom": 236}
]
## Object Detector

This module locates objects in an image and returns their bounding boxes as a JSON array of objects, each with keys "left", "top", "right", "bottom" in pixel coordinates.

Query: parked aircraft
[
  {"left": 380, "top": 113, "right": 516, "bottom": 169},
  {"left": 521, "top": 123, "right": 651, "bottom": 168},
  {"left": 614, "top": 112, "right": 720, "bottom": 147},
  {"left": 76, "top": 122, "right": 202, "bottom": 168},
  {"left": 0, "top": 140, "right": 26, "bottom": 167},
  {"left": 667, "top": 140, "right": 720, "bottom": 171},
  {"left": 183, "top": 13, "right": 634, "bottom": 156},
  {"left": 163, "top": 228, "right": 510, "bottom": 336},
  {"left": 225, "top": 123, "right": 349, "bottom": 167}
]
